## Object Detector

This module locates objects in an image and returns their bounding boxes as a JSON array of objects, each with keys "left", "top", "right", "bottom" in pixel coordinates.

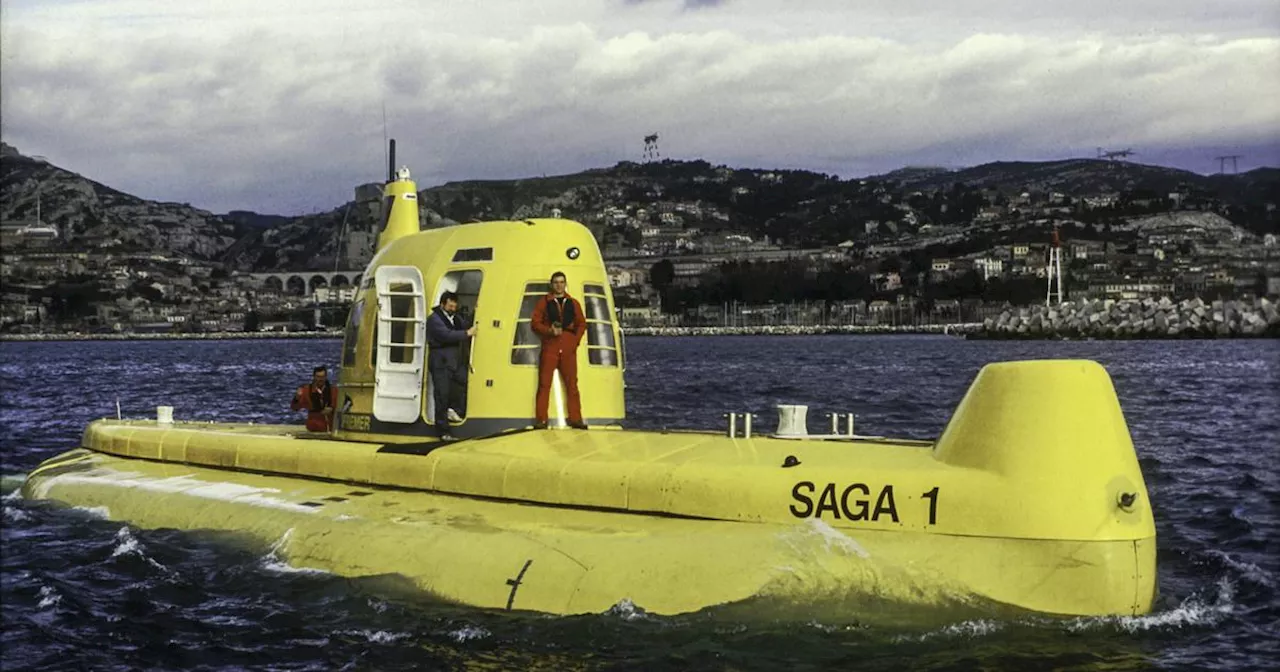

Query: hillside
[
  {"left": 0, "top": 142, "right": 251, "bottom": 260},
  {"left": 3, "top": 142, "right": 1277, "bottom": 272}
]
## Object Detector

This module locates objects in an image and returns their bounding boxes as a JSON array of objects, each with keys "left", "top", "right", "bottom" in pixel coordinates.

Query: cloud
[{"left": 1, "top": 0, "right": 1277, "bottom": 214}]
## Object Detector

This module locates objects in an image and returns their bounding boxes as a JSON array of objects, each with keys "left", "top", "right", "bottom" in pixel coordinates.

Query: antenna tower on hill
[
  {"left": 643, "top": 133, "right": 661, "bottom": 162},
  {"left": 1046, "top": 226, "right": 1064, "bottom": 306},
  {"left": 1215, "top": 155, "right": 1241, "bottom": 174}
]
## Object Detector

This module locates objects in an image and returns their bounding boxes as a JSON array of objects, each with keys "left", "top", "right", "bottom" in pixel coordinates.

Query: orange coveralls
[
  {"left": 531, "top": 293, "right": 587, "bottom": 424},
  {"left": 291, "top": 382, "right": 338, "bottom": 432}
]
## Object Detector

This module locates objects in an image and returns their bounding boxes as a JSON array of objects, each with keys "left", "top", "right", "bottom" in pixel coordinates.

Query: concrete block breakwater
[{"left": 979, "top": 297, "right": 1280, "bottom": 339}]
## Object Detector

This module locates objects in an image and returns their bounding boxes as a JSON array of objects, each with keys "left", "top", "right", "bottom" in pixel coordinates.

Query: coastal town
[{"left": 2, "top": 144, "right": 1278, "bottom": 338}]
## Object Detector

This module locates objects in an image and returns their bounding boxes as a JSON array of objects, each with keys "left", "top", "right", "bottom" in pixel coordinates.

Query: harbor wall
[{"left": 976, "top": 297, "right": 1280, "bottom": 339}]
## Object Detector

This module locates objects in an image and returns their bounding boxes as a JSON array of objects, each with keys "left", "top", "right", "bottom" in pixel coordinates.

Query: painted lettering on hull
[
  {"left": 341, "top": 413, "right": 372, "bottom": 431},
  {"left": 790, "top": 481, "right": 939, "bottom": 525}
]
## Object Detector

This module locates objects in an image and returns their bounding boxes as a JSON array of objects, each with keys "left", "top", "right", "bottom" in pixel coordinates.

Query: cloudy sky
[{"left": 2, "top": 0, "right": 1278, "bottom": 215}]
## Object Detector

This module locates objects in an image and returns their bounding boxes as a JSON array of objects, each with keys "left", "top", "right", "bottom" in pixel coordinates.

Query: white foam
[
  {"left": 259, "top": 528, "right": 329, "bottom": 575},
  {"left": 37, "top": 585, "right": 61, "bottom": 609},
  {"left": 449, "top": 625, "right": 490, "bottom": 642},
  {"left": 1067, "top": 577, "right": 1236, "bottom": 633},
  {"left": 35, "top": 470, "right": 323, "bottom": 515},
  {"left": 605, "top": 597, "right": 650, "bottom": 621},
  {"left": 2, "top": 505, "right": 31, "bottom": 523},
  {"left": 347, "top": 629, "right": 411, "bottom": 644},
  {"left": 110, "top": 527, "right": 171, "bottom": 573},
  {"left": 260, "top": 558, "right": 331, "bottom": 576},
  {"left": 894, "top": 619, "right": 1006, "bottom": 642},
  {"left": 110, "top": 527, "right": 142, "bottom": 558},
  {"left": 1206, "top": 549, "right": 1273, "bottom": 588}
]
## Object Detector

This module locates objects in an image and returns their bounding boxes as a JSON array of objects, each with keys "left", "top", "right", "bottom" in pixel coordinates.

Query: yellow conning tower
[{"left": 335, "top": 174, "right": 625, "bottom": 442}]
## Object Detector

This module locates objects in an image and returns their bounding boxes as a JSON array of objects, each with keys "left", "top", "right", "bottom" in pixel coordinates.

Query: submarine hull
[{"left": 22, "top": 448, "right": 1155, "bottom": 621}]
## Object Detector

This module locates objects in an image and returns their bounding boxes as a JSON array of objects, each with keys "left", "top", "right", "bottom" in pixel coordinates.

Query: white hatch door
[{"left": 373, "top": 265, "right": 427, "bottom": 423}]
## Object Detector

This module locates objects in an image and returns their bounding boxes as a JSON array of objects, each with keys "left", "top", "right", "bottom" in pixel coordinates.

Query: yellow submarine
[{"left": 21, "top": 147, "right": 1157, "bottom": 621}]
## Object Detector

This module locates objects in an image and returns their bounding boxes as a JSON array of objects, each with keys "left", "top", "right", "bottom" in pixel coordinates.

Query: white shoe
[{"left": 447, "top": 408, "right": 463, "bottom": 423}]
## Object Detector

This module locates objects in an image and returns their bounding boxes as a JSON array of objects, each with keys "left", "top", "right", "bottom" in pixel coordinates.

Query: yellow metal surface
[
  {"left": 340, "top": 217, "right": 626, "bottom": 440},
  {"left": 22, "top": 450, "right": 1154, "bottom": 620},
  {"left": 24, "top": 359, "right": 1156, "bottom": 619},
  {"left": 375, "top": 172, "right": 420, "bottom": 252}
]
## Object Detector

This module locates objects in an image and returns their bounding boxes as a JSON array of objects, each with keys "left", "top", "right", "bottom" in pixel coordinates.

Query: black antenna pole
[{"left": 388, "top": 138, "right": 396, "bottom": 182}]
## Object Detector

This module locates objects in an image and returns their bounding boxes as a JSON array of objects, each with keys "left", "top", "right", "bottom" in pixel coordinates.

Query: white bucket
[
  {"left": 156, "top": 406, "right": 174, "bottom": 424},
  {"left": 775, "top": 404, "right": 809, "bottom": 437}
]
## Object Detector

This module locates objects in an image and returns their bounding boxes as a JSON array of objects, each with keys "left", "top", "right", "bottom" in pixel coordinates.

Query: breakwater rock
[{"left": 978, "top": 297, "right": 1280, "bottom": 339}]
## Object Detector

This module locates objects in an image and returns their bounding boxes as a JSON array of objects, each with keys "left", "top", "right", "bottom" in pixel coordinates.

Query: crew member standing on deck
[
  {"left": 426, "top": 291, "right": 477, "bottom": 440},
  {"left": 531, "top": 271, "right": 588, "bottom": 429},
  {"left": 291, "top": 365, "right": 338, "bottom": 432}
]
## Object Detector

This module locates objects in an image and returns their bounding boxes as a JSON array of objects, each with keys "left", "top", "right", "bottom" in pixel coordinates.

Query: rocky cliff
[{"left": 0, "top": 142, "right": 249, "bottom": 260}]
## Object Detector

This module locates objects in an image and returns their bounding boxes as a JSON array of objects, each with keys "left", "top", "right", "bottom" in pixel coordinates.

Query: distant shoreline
[
  {"left": 1, "top": 325, "right": 978, "bottom": 342},
  {"left": 3, "top": 319, "right": 1274, "bottom": 342}
]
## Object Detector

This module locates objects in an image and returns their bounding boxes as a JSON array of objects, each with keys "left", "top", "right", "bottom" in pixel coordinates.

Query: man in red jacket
[
  {"left": 531, "top": 271, "right": 587, "bottom": 429},
  {"left": 291, "top": 365, "right": 338, "bottom": 432}
]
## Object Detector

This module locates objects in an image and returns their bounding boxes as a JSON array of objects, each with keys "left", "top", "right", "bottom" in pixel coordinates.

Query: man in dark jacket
[
  {"left": 530, "top": 271, "right": 587, "bottom": 429},
  {"left": 426, "top": 291, "right": 477, "bottom": 440}
]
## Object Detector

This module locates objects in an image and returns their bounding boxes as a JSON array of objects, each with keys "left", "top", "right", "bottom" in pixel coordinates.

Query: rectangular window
[
  {"left": 511, "top": 282, "right": 548, "bottom": 366},
  {"left": 388, "top": 282, "right": 416, "bottom": 364},
  {"left": 451, "top": 248, "right": 494, "bottom": 263},
  {"left": 582, "top": 282, "right": 618, "bottom": 367},
  {"left": 342, "top": 299, "right": 364, "bottom": 367}
]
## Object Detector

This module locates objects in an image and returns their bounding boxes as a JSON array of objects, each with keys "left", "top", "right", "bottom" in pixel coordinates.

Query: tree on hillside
[{"left": 649, "top": 259, "right": 675, "bottom": 290}]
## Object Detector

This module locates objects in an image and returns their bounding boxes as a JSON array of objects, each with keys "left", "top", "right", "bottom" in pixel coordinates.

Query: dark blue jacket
[{"left": 427, "top": 306, "right": 470, "bottom": 366}]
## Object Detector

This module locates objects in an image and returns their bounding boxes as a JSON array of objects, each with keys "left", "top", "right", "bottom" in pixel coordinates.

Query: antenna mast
[{"left": 1046, "top": 226, "right": 1064, "bottom": 306}]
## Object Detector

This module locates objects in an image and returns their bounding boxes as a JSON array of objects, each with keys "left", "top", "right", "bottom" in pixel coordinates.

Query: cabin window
[
  {"left": 582, "top": 284, "right": 619, "bottom": 367},
  {"left": 451, "top": 248, "right": 494, "bottom": 263},
  {"left": 341, "top": 299, "right": 364, "bottom": 367},
  {"left": 511, "top": 281, "right": 546, "bottom": 366},
  {"left": 388, "top": 283, "right": 417, "bottom": 364}
]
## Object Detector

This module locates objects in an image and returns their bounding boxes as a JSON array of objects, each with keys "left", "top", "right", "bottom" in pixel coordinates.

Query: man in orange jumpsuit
[
  {"left": 291, "top": 365, "right": 338, "bottom": 432},
  {"left": 531, "top": 271, "right": 587, "bottom": 429}
]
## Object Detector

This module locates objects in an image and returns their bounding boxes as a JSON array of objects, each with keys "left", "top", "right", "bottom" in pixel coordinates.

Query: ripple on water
[{"left": 1, "top": 337, "right": 1276, "bottom": 671}]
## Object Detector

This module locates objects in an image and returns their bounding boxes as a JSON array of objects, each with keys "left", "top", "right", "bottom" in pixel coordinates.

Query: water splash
[
  {"left": 259, "top": 528, "right": 329, "bottom": 575},
  {"left": 109, "top": 526, "right": 171, "bottom": 574},
  {"left": 448, "top": 625, "right": 490, "bottom": 642},
  {"left": 37, "top": 585, "right": 62, "bottom": 610},
  {"left": 605, "top": 598, "right": 651, "bottom": 621},
  {"left": 1068, "top": 577, "right": 1237, "bottom": 633},
  {"left": 342, "top": 629, "right": 411, "bottom": 644}
]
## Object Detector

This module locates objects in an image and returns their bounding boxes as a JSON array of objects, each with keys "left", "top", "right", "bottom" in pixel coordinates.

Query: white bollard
[
  {"left": 156, "top": 406, "right": 174, "bottom": 424},
  {"left": 775, "top": 404, "right": 809, "bottom": 437}
]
